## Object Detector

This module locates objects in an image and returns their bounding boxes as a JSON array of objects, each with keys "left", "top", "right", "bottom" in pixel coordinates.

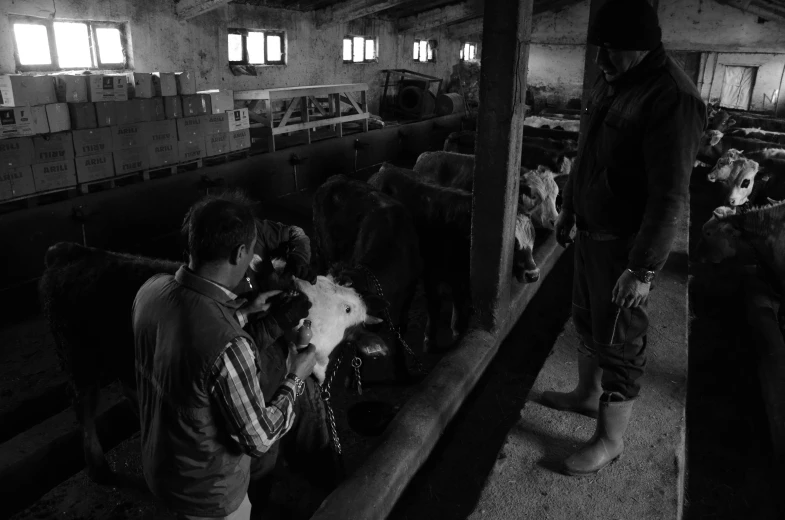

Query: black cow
[
  {"left": 312, "top": 174, "right": 423, "bottom": 382},
  {"left": 39, "top": 241, "right": 387, "bottom": 484},
  {"left": 368, "top": 164, "right": 538, "bottom": 352}
]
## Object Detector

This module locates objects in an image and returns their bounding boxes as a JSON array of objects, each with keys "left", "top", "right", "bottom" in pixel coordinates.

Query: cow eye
[
  {"left": 345, "top": 305, "right": 351, "bottom": 314},
  {"left": 741, "top": 179, "right": 750, "bottom": 188}
]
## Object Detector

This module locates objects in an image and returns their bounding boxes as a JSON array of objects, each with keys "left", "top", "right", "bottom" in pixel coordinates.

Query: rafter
[
  {"left": 176, "top": 0, "right": 232, "bottom": 20},
  {"left": 315, "top": 0, "right": 410, "bottom": 27},
  {"left": 397, "top": 0, "right": 483, "bottom": 33},
  {"left": 446, "top": 16, "right": 483, "bottom": 38},
  {"left": 716, "top": 0, "right": 785, "bottom": 23}
]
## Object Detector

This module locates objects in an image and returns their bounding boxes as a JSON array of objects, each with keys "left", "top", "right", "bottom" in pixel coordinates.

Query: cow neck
[{"left": 736, "top": 199, "right": 785, "bottom": 237}]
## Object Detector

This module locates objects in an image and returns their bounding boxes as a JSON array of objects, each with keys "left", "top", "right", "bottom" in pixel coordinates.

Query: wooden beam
[
  {"left": 175, "top": 0, "right": 231, "bottom": 20},
  {"left": 446, "top": 17, "right": 483, "bottom": 38},
  {"left": 315, "top": 0, "right": 409, "bottom": 27},
  {"left": 470, "top": 0, "right": 534, "bottom": 331},
  {"left": 397, "top": 0, "right": 482, "bottom": 33},
  {"left": 716, "top": 0, "right": 785, "bottom": 23}
]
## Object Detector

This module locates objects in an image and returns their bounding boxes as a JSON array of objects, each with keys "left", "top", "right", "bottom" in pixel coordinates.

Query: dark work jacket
[
  {"left": 132, "top": 267, "right": 255, "bottom": 517},
  {"left": 562, "top": 44, "right": 706, "bottom": 272}
]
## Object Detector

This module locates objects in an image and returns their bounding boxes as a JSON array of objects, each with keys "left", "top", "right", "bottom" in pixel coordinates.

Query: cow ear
[
  {"left": 537, "top": 165, "right": 548, "bottom": 173},
  {"left": 365, "top": 315, "right": 384, "bottom": 325},
  {"left": 713, "top": 206, "right": 736, "bottom": 219},
  {"left": 709, "top": 133, "right": 722, "bottom": 146},
  {"left": 519, "top": 182, "right": 534, "bottom": 199}
]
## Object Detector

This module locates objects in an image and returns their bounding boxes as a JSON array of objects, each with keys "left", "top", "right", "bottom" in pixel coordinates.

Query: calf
[
  {"left": 709, "top": 149, "right": 785, "bottom": 206},
  {"left": 707, "top": 107, "right": 736, "bottom": 133},
  {"left": 695, "top": 129, "right": 725, "bottom": 166},
  {"left": 443, "top": 132, "right": 577, "bottom": 174},
  {"left": 728, "top": 127, "right": 785, "bottom": 146},
  {"left": 312, "top": 174, "right": 422, "bottom": 382},
  {"left": 39, "top": 242, "right": 386, "bottom": 483},
  {"left": 368, "top": 164, "right": 538, "bottom": 351},
  {"left": 525, "top": 115, "right": 581, "bottom": 133},
  {"left": 413, "top": 151, "right": 560, "bottom": 229}
]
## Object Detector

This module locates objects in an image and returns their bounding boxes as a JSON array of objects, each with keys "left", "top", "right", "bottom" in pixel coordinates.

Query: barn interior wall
[
  {"left": 526, "top": 0, "right": 785, "bottom": 111},
  {"left": 0, "top": 0, "right": 465, "bottom": 115}
]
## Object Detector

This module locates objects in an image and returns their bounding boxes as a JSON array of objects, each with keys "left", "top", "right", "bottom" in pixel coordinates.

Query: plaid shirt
[{"left": 206, "top": 278, "right": 298, "bottom": 457}]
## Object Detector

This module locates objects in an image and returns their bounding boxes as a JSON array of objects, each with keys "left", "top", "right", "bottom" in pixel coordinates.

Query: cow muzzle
[{"left": 513, "top": 265, "right": 540, "bottom": 283}]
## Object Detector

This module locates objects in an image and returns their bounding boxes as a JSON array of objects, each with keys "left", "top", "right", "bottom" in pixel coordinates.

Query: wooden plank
[
  {"left": 271, "top": 112, "right": 368, "bottom": 135},
  {"left": 361, "top": 90, "right": 369, "bottom": 132},
  {"left": 302, "top": 97, "right": 311, "bottom": 144},
  {"left": 266, "top": 97, "right": 276, "bottom": 152},
  {"left": 397, "top": 0, "right": 482, "bottom": 32},
  {"left": 315, "top": 0, "right": 410, "bottom": 27},
  {"left": 470, "top": 0, "right": 533, "bottom": 330},
  {"left": 278, "top": 98, "right": 301, "bottom": 128},
  {"left": 234, "top": 83, "right": 369, "bottom": 101},
  {"left": 343, "top": 92, "right": 364, "bottom": 115},
  {"left": 309, "top": 96, "right": 328, "bottom": 117},
  {"left": 175, "top": 0, "right": 232, "bottom": 20}
]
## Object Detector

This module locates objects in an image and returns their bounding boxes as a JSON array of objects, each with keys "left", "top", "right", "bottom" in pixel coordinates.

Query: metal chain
[
  {"left": 320, "top": 344, "right": 348, "bottom": 456},
  {"left": 355, "top": 264, "right": 425, "bottom": 375},
  {"left": 351, "top": 356, "right": 363, "bottom": 395}
]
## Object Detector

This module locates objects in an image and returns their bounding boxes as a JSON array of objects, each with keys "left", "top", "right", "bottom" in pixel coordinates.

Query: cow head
[
  {"left": 724, "top": 158, "right": 759, "bottom": 206},
  {"left": 293, "top": 275, "right": 388, "bottom": 382},
  {"left": 708, "top": 108, "right": 735, "bottom": 132},
  {"left": 519, "top": 166, "right": 559, "bottom": 230},
  {"left": 694, "top": 206, "right": 741, "bottom": 264},
  {"left": 707, "top": 148, "right": 743, "bottom": 183},
  {"left": 512, "top": 211, "right": 539, "bottom": 283}
]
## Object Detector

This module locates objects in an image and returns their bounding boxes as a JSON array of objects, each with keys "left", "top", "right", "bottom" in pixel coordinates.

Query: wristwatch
[
  {"left": 627, "top": 268, "right": 655, "bottom": 284},
  {"left": 286, "top": 373, "right": 306, "bottom": 397}
]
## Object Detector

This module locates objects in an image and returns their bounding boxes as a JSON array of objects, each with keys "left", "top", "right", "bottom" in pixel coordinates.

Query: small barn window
[
  {"left": 343, "top": 36, "right": 376, "bottom": 63},
  {"left": 460, "top": 42, "right": 478, "bottom": 61},
  {"left": 228, "top": 29, "right": 285, "bottom": 66},
  {"left": 11, "top": 15, "right": 129, "bottom": 71},
  {"left": 413, "top": 39, "right": 437, "bottom": 63},
  {"left": 720, "top": 65, "right": 757, "bottom": 111}
]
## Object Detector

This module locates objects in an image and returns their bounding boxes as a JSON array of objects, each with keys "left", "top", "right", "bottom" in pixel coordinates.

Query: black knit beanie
[{"left": 587, "top": 0, "right": 662, "bottom": 51}]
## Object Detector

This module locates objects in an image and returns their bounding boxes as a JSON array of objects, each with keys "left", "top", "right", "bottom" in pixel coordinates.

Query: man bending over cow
[
  {"left": 545, "top": 0, "right": 705, "bottom": 476},
  {"left": 132, "top": 193, "right": 318, "bottom": 520}
]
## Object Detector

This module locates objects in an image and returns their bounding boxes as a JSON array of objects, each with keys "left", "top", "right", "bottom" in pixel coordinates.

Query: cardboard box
[
  {"left": 46, "top": 103, "right": 71, "bottom": 133},
  {"left": 113, "top": 122, "right": 151, "bottom": 150},
  {"left": 114, "top": 101, "right": 135, "bottom": 126},
  {"left": 129, "top": 99, "right": 153, "bottom": 123},
  {"left": 164, "top": 96, "right": 182, "bottom": 119},
  {"left": 131, "top": 72, "right": 154, "bottom": 98},
  {"left": 149, "top": 120, "right": 177, "bottom": 144},
  {"left": 113, "top": 146, "right": 149, "bottom": 174},
  {"left": 229, "top": 129, "right": 251, "bottom": 151},
  {"left": 202, "top": 113, "right": 228, "bottom": 135},
  {"left": 72, "top": 127, "right": 113, "bottom": 156},
  {"left": 199, "top": 90, "right": 234, "bottom": 115},
  {"left": 87, "top": 75, "right": 129, "bottom": 102},
  {"left": 95, "top": 102, "right": 117, "bottom": 127},
  {"left": 178, "top": 138, "right": 206, "bottom": 162},
  {"left": 152, "top": 73, "right": 177, "bottom": 97},
  {"left": 31, "top": 106, "right": 50, "bottom": 134},
  {"left": 182, "top": 94, "right": 209, "bottom": 117},
  {"left": 75, "top": 153, "right": 115, "bottom": 183},
  {"left": 0, "top": 166, "right": 36, "bottom": 200},
  {"left": 54, "top": 75, "right": 88, "bottom": 103},
  {"left": 68, "top": 102, "right": 97, "bottom": 130},
  {"left": 177, "top": 116, "right": 204, "bottom": 140},
  {"left": 0, "top": 75, "right": 57, "bottom": 107},
  {"left": 32, "top": 159, "right": 77, "bottom": 191},
  {"left": 150, "top": 97, "right": 166, "bottom": 121},
  {"left": 204, "top": 132, "right": 230, "bottom": 156},
  {"left": 175, "top": 72, "right": 197, "bottom": 95},
  {"left": 148, "top": 141, "right": 179, "bottom": 168},
  {"left": 0, "top": 107, "right": 34, "bottom": 139},
  {"left": 33, "top": 132, "right": 75, "bottom": 163},
  {"left": 0, "top": 137, "right": 34, "bottom": 168},
  {"left": 226, "top": 108, "right": 250, "bottom": 131}
]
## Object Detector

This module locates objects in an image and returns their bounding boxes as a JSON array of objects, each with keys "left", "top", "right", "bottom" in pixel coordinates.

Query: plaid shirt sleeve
[{"left": 210, "top": 336, "right": 298, "bottom": 457}]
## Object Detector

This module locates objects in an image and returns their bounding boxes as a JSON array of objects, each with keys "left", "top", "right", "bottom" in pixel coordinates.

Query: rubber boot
[
  {"left": 563, "top": 392, "right": 635, "bottom": 476},
  {"left": 541, "top": 353, "right": 603, "bottom": 418}
]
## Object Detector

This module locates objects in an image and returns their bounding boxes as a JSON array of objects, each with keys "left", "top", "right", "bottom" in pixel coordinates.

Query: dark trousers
[{"left": 572, "top": 231, "right": 649, "bottom": 399}]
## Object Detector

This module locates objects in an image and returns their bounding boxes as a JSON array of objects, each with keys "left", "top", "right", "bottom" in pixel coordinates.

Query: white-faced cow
[
  {"left": 39, "top": 241, "right": 387, "bottom": 483},
  {"left": 368, "top": 163, "right": 538, "bottom": 351}
]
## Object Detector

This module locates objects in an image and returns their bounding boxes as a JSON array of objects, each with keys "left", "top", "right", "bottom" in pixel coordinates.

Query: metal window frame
[
  {"left": 264, "top": 31, "right": 285, "bottom": 65},
  {"left": 460, "top": 41, "right": 478, "bottom": 62},
  {"left": 228, "top": 28, "right": 249, "bottom": 65},
  {"left": 229, "top": 28, "right": 286, "bottom": 66},
  {"left": 413, "top": 39, "right": 437, "bottom": 63},
  {"left": 10, "top": 14, "right": 129, "bottom": 72},
  {"left": 344, "top": 35, "right": 377, "bottom": 64}
]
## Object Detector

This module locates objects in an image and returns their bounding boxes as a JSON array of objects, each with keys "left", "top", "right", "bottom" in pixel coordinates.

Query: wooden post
[
  {"left": 361, "top": 90, "right": 369, "bottom": 132},
  {"left": 470, "top": 0, "right": 533, "bottom": 332},
  {"left": 302, "top": 96, "right": 311, "bottom": 144},
  {"left": 266, "top": 100, "right": 276, "bottom": 152}
]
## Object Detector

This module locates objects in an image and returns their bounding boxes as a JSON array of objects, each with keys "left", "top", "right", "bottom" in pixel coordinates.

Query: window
[
  {"left": 720, "top": 66, "right": 757, "bottom": 110},
  {"left": 343, "top": 36, "right": 376, "bottom": 63},
  {"left": 413, "top": 39, "right": 437, "bottom": 63},
  {"left": 11, "top": 15, "right": 129, "bottom": 71},
  {"left": 460, "top": 42, "right": 478, "bottom": 61},
  {"left": 228, "top": 29, "right": 285, "bottom": 66}
]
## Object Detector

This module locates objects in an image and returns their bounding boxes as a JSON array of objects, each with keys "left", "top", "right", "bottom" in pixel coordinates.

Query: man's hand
[
  {"left": 243, "top": 290, "right": 283, "bottom": 316},
  {"left": 287, "top": 343, "right": 317, "bottom": 380},
  {"left": 285, "top": 257, "right": 317, "bottom": 285},
  {"left": 555, "top": 210, "right": 576, "bottom": 248},
  {"left": 269, "top": 292, "right": 312, "bottom": 330},
  {"left": 612, "top": 270, "right": 650, "bottom": 309}
]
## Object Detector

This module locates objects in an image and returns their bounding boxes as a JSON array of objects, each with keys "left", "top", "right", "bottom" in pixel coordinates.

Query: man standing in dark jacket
[{"left": 542, "top": 0, "right": 706, "bottom": 475}]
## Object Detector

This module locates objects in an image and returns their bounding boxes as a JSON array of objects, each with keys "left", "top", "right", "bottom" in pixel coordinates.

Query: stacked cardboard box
[
  {"left": 0, "top": 138, "right": 36, "bottom": 200},
  {"left": 73, "top": 127, "right": 114, "bottom": 183},
  {"left": 200, "top": 108, "right": 251, "bottom": 157}
]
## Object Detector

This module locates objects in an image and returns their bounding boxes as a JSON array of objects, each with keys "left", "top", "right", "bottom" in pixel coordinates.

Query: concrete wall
[
  {"left": 0, "top": 0, "right": 464, "bottom": 114},
  {"left": 524, "top": 0, "right": 785, "bottom": 111}
]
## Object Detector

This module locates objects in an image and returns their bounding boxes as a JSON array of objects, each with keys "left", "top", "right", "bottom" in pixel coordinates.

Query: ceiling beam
[
  {"left": 176, "top": 0, "right": 232, "bottom": 20},
  {"left": 446, "top": 17, "right": 483, "bottom": 38},
  {"left": 716, "top": 0, "right": 785, "bottom": 23},
  {"left": 315, "top": 0, "right": 410, "bottom": 27},
  {"left": 397, "top": 0, "right": 483, "bottom": 33}
]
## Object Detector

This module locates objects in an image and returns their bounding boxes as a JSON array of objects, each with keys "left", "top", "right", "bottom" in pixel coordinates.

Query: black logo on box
[
  {"left": 86, "top": 156, "right": 107, "bottom": 166},
  {"left": 103, "top": 77, "right": 113, "bottom": 89},
  {"left": 124, "top": 161, "right": 142, "bottom": 171},
  {"left": 155, "top": 144, "right": 173, "bottom": 153},
  {"left": 44, "top": 164, "right": 69, "bottom": 173},
  {"left": 234, "top": 111, "right": 241, "bottom": 122},
  {"left": 0, "top": 141, "right": 20, "bottom": 152},
  {"left": 0, "top": 109, "right": 16, "bottom": 126}
]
